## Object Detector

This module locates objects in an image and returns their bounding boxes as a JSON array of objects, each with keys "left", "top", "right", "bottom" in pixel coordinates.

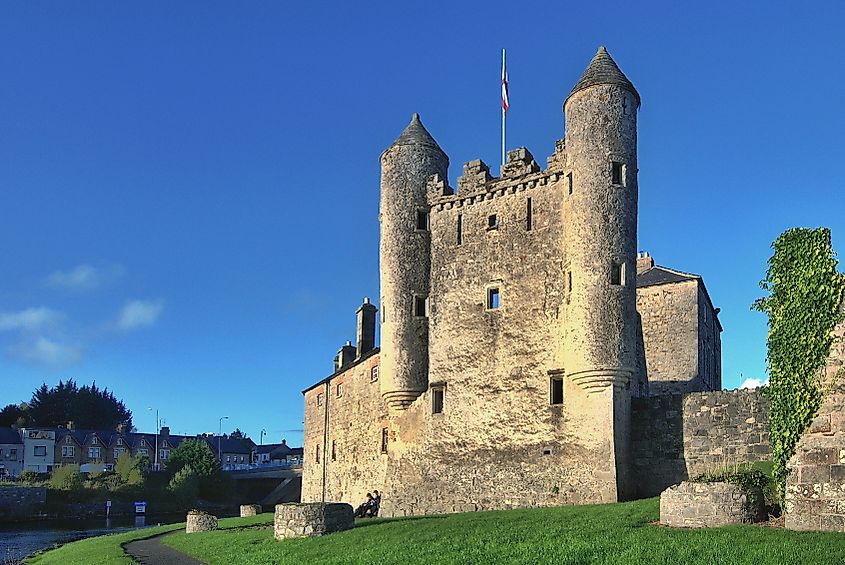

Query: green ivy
[
  {"left": 753, "top": 227, "right": 845, "bottom": 500},
  {"left": 691, "top": 467, "right": 772, "bottom": 508}
]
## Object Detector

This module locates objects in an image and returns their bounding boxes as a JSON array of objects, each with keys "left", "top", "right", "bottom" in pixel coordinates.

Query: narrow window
[
  {"left": 380, "top": 427, "right": 389, "bottom": 453},
  {"left": 416, "top": 209, "right": 429, "bottom": 231},
  {"left": 543, "top": 449, "right": 552, "bottom": 456},
  {"left": 316, "top": 446, "right": 320, "bottom": 463},
  {"left": 331, "top": 440, "right": 337, "bottom": 461},
  {"left": 611, "top": 262, "right": 625, "bottom": 286},
  {"left": 550, "top": 377, "right": 564, "bottom": 405},
  {"left": 567, "top": 172, "right": 573, "bottom": 194},
  {"left": 611, "top": 161, "right": 623, "bottom": 185},
  {"left": 457, "top": 214, "right": 463, "bottom": 245},
  {"left": 381, "top": 298, "right": 386, "bottom": 323},
  {"left": 487, "top": 214, "right": 498, "bottom": 229},
  {"left": 487, "top": 287, "right": 500, "bottom": 309},
  {"left": 567, "top": 271, "right": 572, "bottom": 293},
  {"left": 316, "top": 392, "right": 324, "bottom": 407},
  {"left": 526, "top": 197, "right": 533, "bottom": 231},
  {"left": 336, "top": 383, "right": 343, "bottom": 398},
  {"left": 432, "top": 387, "right": 445, "bottom": 414},
  {"left": 370, "top": 366, "right": 379, "bottom": 383},
  {"left": 413, "top": 295, "right": 428, "bottom": 317}
]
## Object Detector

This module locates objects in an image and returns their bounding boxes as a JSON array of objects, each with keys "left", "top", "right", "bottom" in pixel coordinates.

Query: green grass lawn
[
  {"left": 161, "top": 498, "right": 845, "bottom": 565},
  {"left": 27, "top": 499, "right": 845, "bottom": 565},
  {"left": 24, "top": 523, "right": 184, "bottom": 565}
]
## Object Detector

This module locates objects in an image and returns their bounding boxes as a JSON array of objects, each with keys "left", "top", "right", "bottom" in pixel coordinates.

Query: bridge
[{"left": 226, "top": 466, "right": 302, "bottom": 507}]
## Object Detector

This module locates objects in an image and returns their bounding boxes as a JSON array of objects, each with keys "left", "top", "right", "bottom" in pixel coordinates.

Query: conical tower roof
[
  {"left": 386, "top": 113, "right": 446, "bottom": 154},
  {"left": 566, "top": 46, "right": 640, "bottom": 106}
]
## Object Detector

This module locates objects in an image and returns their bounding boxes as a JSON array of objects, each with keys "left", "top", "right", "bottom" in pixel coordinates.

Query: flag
[{"left": 501, "top": 54, "right": 509, "bottom": 112}]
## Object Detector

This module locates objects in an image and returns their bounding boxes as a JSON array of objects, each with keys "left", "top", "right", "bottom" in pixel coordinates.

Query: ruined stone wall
[
  {"left": 301, "top": 352, "right": 387, "bottom": 505},
  {"left": 631, "top": 389, "right": 771, "bottom": 498},
  {"left": 637, "top": 280, "right": 702, "bottom": 395},
  {"left": 785, "top": 303, "right": 845, "bottom": 532},
  {"left": 697, "top": 285, "right": 722, "bottom": 391}
]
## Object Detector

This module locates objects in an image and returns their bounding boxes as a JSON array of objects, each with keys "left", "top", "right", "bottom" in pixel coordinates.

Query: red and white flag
[{"left": 501, "top": 53, "right": 509, "bottom": 112}]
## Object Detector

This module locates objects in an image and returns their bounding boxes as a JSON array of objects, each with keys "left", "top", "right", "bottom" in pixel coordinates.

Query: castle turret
[
  {"left": 562, "top": 47, "right": 639, "bottom": 500},
  {"left": 379, "top": 114, "right": 448, "bottom": 411}
]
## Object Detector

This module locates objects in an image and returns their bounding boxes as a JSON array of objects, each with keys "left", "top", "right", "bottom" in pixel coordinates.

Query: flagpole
[{"left": 501, "top": 48, "right": 506, "bottom": 174}]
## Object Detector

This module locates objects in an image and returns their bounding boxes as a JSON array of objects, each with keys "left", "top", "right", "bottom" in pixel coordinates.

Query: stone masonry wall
[
  {"left": 632, "top": 389, "right": 770, "bottom": 498},
  {"left": 785, "top": 303, "right": 845, "bottom": 532},
  {"left": 636, "top": 280, "right": 701, "bottom": 395},
  {"left": 274, "top": 502, "right": 354, "bottom": 540},
  {"left": 301, "top": 352, "right": 387, "bottom": 505},
  {"left": 0, "top": 486, "right": 46, "bottom": 518},
  {"left": 660, "top": 481, "right": 765, "bottom": 527}
]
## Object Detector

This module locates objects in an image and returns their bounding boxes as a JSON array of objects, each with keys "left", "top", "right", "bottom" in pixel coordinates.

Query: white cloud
[
  {"left": 45, "top": 264, "right": 125, "bottom": 291},
  {"left": 117, "top": 299, "right": 164, "bottom": 331},
  {"left": 7, "top": 336, "right": 83, "bottom": 368},
  {"left": 0, "top": 307, "right": 63, "bottom": 332},
  {"left": 740, "top": 377, "right": 769, "bottom": 389}
]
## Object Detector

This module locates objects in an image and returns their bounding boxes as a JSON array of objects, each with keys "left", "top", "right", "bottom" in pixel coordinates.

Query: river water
[{"left": 0, "top": 514, "right": 181, "bottom": 562}]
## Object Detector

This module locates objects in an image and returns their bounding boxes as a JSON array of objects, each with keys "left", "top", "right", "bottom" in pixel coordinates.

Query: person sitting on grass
[
  {"left": 367, "top": 489, "right": 381, "bottom": 517},
  {"left": 355, "top": 493, "right": 374, "bottom": 518}
]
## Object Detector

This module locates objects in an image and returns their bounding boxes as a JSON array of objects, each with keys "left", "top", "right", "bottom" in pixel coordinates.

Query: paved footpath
[{"left": 123, "top": 532, "right": 206, "bottom": 565}]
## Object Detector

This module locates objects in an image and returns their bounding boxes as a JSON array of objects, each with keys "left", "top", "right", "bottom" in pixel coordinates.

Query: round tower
[
  {"left": 379, "top": 113, "right": 448, "bottom": 411},
  {"left": 562, "top": 46, "right": 639, "bottom": 391}
]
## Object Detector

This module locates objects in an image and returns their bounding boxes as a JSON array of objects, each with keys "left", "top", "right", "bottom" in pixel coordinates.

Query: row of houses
[{"left": 0, "top": 425, "right": 302, "bottom": 477}]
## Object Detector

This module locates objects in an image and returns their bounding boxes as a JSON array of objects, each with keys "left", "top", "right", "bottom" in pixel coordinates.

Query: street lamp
[
  {"left": 260, "top": 428, "right": 266, "bottom": 445},
  {"left": 148, "top": 407, "right": 160, "bottom": 471},
  {"left": 218, "top": 416, "right": 229, "bottom": 468}
]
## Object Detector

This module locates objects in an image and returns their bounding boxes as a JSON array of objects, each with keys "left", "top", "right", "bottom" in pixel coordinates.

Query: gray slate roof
[
  {"left": 568, "top": 46, "right": 640, "bottom": 106},
  {"left": 0, "top": 427, "right": 22, "bottom": 445},
  {"left": 388, "top": 113, "right": 446, "bottom": 154},
  {"left": 636, "top": 266, "right": 700, "bottom": 288}
]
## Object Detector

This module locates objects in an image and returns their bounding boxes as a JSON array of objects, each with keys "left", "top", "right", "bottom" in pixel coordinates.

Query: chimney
[
  {"left": 337, "top": 341, "right": 357, "bottom": 369},
  {"left": 160, "top": 426, "right": 170, "bottom": 438},
  {"left": 66, "top": 421, "right": 74, "bottom": 430},
  {"left": 637, "top": 251, "right": 654, "bottom": 274},
  {"left": 281, "top": 439, "right": 287, "bottom": 446},
  {"left": 356, "top": 297, "right": 377, "bottom": 358}
]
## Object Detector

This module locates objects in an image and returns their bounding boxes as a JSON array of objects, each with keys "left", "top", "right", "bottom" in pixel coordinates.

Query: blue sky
[{"left": 1, "top": 2, "right": 843, "bottom": 446}]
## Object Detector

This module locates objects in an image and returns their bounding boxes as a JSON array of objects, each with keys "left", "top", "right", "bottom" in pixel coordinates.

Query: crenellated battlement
[{"left": 427, "top": 141, "right": 568, "bottom": 212}]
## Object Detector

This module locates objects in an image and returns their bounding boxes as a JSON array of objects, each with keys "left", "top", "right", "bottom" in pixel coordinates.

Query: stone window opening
[
  {"left": 543, "top": 449, "right": 552, "bottom": 456},
  {"left": 315, "top": 446, "right": 320, "bottom": 463},
  {"left": 610, "top": 261, "right": 625, "bottom": 286},
  {"left": 567, "top": 172, "right": 573, "bottom": 194},
  {"left": 413, "top": 294, "right": 429, "bottom": 318},
  {"left": 336, "top": 383, "right": 343, "bottom": 398},
  {"left": 380, "top": 427, "right": 389, "bottom": 454},
  {"left": 381, "top": 297, "right": 386, "bottom": 323},
  {"left": 566, "top": 270, "right": 572, "bottom": 293},
  {"left": 316, "top": 392, "right": 324, "bottom": 407},
  {"left": 611, "top": 161, "right": 625, "bottom": 186},
  {"left": 457, "top": 214, "right": 463, "bottom": 245},
  {"left": 432, "top": 386, "right": 445, "bottom": 414},
  {"left": 416, "top": 209, "right": 430, "bottom": 231},
  {"left": 550, "top": 376, "right": 564, "bottom": 405},
  {"left": 487, "top": 214, "right": 499, "bottom": 230},
  {"left": 486, "top": 287, "right": 500, "bottom": 310},
  {"left": 331, "top": 440, "right": 337, "bottom": 461},
  {"left": 370, "top": 366, "right": 379, "bottom": 383},
  {"left": 526, "top": 197, "right": 533, "bottom": 231}
]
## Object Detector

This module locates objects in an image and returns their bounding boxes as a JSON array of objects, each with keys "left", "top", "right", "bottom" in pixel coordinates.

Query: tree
[
  {"left": 27, "top": 379, "right": 133, "bottom": 430},
  {"left": 166, "top": 440, "right": 223, "bottom": 499},
  {"left": 229, "top": 428, "right": 249, "bottom": 441},
  {"left": 115, "top": 452, "right": 145, "bottom": 486},
  {"left": 168, "top": 466, "right": 200, "bottom": 502},
  {"left": 0, "top": 403, "right": 30, "bottom": 427}
]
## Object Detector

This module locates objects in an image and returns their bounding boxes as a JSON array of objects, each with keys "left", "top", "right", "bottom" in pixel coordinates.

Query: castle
[{"left": 301, "top": 47, "right": 734, "bottom": 515}]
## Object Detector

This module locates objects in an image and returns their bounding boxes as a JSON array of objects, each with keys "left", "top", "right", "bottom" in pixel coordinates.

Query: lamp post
[
  {"left": 148, "top": 407, "right": 160, "bottom": 471},
  {"left": 218, "top": 416, "right": 229, "bottom": 468},
  {"left": 260, "top": 428, "right": 266, "bottom": 446}
]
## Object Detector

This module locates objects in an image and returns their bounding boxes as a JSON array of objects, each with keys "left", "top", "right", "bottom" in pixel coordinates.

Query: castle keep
[{"left": 302, "top": 47, "right": 734, "bottom": 515}]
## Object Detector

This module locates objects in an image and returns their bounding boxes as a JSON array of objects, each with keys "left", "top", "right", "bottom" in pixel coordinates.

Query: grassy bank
[{"left": 28, "top": 498, "right": 845, "bottom": 565}]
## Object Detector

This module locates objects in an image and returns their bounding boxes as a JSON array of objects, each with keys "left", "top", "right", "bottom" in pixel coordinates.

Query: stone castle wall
[
  {"left": 302, "top": 352, "right": 387, "bottom": 506},
  {"left": 631, "top": 389, "right": 770, "bottom": 498}
]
